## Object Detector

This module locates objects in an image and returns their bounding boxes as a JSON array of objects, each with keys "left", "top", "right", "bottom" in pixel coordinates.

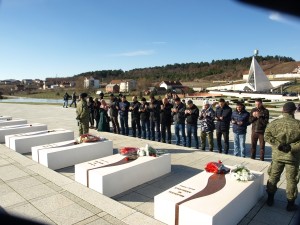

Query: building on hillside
[
  {"left": 105, "top": 84, "right": 120, "bottom": 93},
  {"left": 84, "top": 77, "right": 100, "bottom": 89},
  {"left": 119, "top": 80, "right": 137, "bottom": 92},
  {"left": 22, "top": 79, "right": 33, "bottom": 85},
  {"left": 0, "top": 79, "right": 20, "bottom": 85},
  {"left": 109, "top": 80, "right": 123, "bottom": 85},
  {"left": 145, "top": 87, "right": 167, "bottom": 95},
  {"left": 159, "top": 81, "right": 183, "bottom": 90}
]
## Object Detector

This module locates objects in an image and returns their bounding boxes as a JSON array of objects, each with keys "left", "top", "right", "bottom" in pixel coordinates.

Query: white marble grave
[
  {"left": 154, "top": 168, "right": 264, "bottom": 225},
  {"left": 5, "top": 129, "right": 74, "bottom": 153},
  {"left": 75, "top": 154, "right": 171, "bottom": 197},
  {"left": 0, "top": 119, "right": 27, "bottom": 127},
  {"left": 0, "top": 123, "right": 47, "bottom": 143},
  {"left": 32, "top": 139, "right": 113, "bottom": 170},
  {"left": 0, "top": 116, "right": 12, "bottom": 120}
]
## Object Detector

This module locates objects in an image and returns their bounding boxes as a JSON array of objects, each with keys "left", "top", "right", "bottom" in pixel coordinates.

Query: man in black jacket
[
  {"left": 215, "top": 98, "right": 232, "bottom": 154},
  {"left": 249, "top": 98, "right": 269, "bottom": 161},
  {"left": 172, "top": 97, "right": 186, "bottom": 146},
  {"left": 130, "top": 96, "right": 141, "bottom": 138},
  {"left": 139, "top": 97, "right": 150, "bottom": 140},
  {"left": 149, "top": 95, "right": 161, "bottom": 142},
  {"left": 160, "top": 97, "right": 173, "bottom": 143},
  {"left": 109, "top": 94, "right": 120, "bottom": 134},
  {"left": 185, "top": 100, "right": 199, "bottom": 149}
]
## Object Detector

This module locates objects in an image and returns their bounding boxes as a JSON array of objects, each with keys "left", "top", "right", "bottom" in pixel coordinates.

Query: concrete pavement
[{"left": 0, "top": 103, "right": 300, "bottom": 225}]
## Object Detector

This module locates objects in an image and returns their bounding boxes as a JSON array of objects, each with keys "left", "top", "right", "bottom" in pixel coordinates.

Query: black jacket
[
  {"left": 139, "top": 102, "right": 150, "bottom": 121},
  {"left": 109, "top": 98, "right": 119, "bottom": 117},
  {"left": 249, "top": 106, "right": 269, "bottom": 133},
  {"left": 215, "top": 104, "right": 232, "bottom": 131},
  {"left": 185, "top": 104, "right": 199, "bottom": 125},
  {"left": 160, "top": 102, "right": 173, "bottom": 125},
  {"left": 172, "top": 102, "right": 186, "bottom": 124},
  {"left": 149, "top": 99, "right": 161, "bottom": 122},
  {"left": 130, "top": 101, "right": 141, "bottom": 119}
]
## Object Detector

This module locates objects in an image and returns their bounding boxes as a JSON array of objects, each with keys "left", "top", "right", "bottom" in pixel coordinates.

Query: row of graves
[{"left": 0, "top": 115, "right": 265, "bottom": 225}]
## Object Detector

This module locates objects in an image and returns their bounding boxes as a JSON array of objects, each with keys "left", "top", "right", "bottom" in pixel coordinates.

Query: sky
[{"left": 1, "top": 0, "right": 300, "bottom": 80}]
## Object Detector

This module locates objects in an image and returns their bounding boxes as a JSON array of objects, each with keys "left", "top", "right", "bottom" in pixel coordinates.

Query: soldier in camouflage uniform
[
  {"left": 264, "top": 102, "right": 300, "bottom": 211},
  {"left": 76, "top": 93, "right": 89, "bottom": 135}
]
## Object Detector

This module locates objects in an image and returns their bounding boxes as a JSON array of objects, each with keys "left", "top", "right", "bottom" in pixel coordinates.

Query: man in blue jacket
[
  {"left": 231, "top": 102, "right": 250, "bottom": 157},
  {"left": 215, "top": 98, "right": 232, "bottom": 154}
]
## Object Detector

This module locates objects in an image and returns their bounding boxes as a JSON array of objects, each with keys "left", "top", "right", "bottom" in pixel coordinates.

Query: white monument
[{"left": 246, "top": 51, "right": 273, "bottom": 92}]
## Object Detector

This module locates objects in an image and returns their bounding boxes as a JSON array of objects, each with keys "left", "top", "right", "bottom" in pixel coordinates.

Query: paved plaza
[{"left": 0, "top": 103, "right": 300, "bottom": 225}]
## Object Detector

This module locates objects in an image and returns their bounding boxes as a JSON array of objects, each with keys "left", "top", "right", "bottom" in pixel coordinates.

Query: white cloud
[
  {"left": 269, "top": 12, "right": 300, "bottom": 28},
  {"left": 112, "top": 50, "right": 155, "bottom": 57},
  {"left": 269, "top": 12, "right": 286, "bottom": 23}
]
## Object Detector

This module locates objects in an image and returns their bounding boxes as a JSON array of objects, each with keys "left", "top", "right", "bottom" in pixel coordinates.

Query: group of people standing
[{"left": 75, "top": 92, "right": 271, "bottom": 161}]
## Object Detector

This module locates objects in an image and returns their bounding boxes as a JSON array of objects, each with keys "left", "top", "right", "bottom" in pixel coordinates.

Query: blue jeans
[
  {"left": 120, "top": 115, "right": 129, "bottom": 135},
  {"left": 141, "top": 119, "right": 150, "bottom": 139},
  {"left": 175, "top": 123, "right": 186, "bottom": 146},
  {"left": 233, "top": 133, "right": 246, "bottom": 157},
  {"left": 186, "top": 124, "right": 199, "bottom": 149},
  {"left": 63, "top": 100, "right": 68, "bottom": 108}
]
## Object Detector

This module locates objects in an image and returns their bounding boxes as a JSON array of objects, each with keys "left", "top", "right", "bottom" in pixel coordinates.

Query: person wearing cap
[
  {"left": 199, "top": 100, "right": 215, "bottom": 151},
  {"left": 118, "top": 95, "right": 130, "bottom": 135},
  {"left": 249, "top": 98, "right": 269, "bottom": 161},
  {"left": 231, "top": 102, "right": 250, "bottom": 157},
  {"left": 185, "top": 100, "right": 199, "bottom": 149},
  {"left": 160, "top": 97, "right": 173, "bottom": 144},
  {"left": 149, "top": 95, "right": 161, "bottom": 142},
  {"left": 129, "top": 96, "right": 141, "bottom": 138},
  {"left": 172, "top": 97, "right": 186, "bottom": 146},
  {"left": 264, "top": 101, "right": 300, "bottom": 211},
  {"left": 109, "top": 93, "right": 120, "bottom": 134},
  {"left": 76, "top": 93, "right": 89, "bottom": 135},
  {"left": 215, "top": 98, "right": 232, "bottom": 154},
  {"left": 139, "top": 97, "right": 150, "bottom": 140}
]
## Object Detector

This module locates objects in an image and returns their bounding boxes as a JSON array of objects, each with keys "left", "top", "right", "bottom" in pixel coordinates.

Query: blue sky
[{"left": 1, "top": 0, "right": 300, "bottom": 80}]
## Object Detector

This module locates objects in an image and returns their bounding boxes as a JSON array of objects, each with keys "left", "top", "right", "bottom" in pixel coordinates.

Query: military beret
[{"left": 283, "top": 102, "right": 296, "bottom": 113}]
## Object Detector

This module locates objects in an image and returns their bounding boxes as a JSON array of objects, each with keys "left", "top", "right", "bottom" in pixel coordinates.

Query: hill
[{"left": 69, "top": 55, "right": 297, "bottom": 83}]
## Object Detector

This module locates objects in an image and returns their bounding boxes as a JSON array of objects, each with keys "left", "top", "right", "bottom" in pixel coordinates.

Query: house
[
  {"left": 145, "top": 87, "right": 166, "bottom": 95},
  {"left": 105, "top": 84, "right": 120, "bottom": 93},
  {"left": 84, "top": 77, "right": 100, "bottom": 89},
  {"left": 22, "top": 79, "right": 33, "bottom": 85},
  {"left": 119, "top": 80, "right": 137, "bottom": 92},
  {"left": 159, "top": 81, "right": 183, "bottom": 90}
]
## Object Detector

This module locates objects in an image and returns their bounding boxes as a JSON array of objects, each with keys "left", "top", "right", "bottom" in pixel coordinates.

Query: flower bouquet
[
  {"left": 230, "top": 165, "right": 255, "bottom": 182},
  {"left": 76, "top": 134, "right": 103, "bottom": 144},
  {"left": 205, "top": 160, "right": 230, "bottom": 174},
  {"left": 119, "top": 147, "right": 139, "bottom": 160},
  {"left": 137, "top": 144, "right": 166, "bottom": 157}
]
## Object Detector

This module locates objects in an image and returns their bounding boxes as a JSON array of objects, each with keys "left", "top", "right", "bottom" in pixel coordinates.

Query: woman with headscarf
[{"left": 97, "top": 99, "right": 110, "bottom": 132}]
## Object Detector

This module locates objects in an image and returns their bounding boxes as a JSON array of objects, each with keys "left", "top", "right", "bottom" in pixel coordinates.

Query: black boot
[
  {"left": 267, "top": 193, "right": 274, "bottom": 206},
  {"left": 286, "top": 200, "right": 298, "bottom": 212}
]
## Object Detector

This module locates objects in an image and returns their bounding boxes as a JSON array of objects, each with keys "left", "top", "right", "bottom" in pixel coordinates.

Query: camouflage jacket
[
  {"left": 76, "top": 99, "right": 89, "bottom": 122},
  {"left": 264, "top": 113, "right": 300, "bottom": 163}
]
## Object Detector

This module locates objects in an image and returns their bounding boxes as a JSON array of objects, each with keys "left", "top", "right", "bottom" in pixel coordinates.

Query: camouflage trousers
[
  {"left": 200, "top": 131, "right": 214, "bottom": 151},
  {"left": 267, "top": 160, "right": 300, "bottom": 201},
  {"left": 78, "top": 121, "right": 89, "bottom": 135}
]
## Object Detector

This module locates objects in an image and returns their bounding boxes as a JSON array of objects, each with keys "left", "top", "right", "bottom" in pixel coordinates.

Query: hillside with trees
[{"left": 70, "top": 55, "right": 296, "bottom": 83}]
